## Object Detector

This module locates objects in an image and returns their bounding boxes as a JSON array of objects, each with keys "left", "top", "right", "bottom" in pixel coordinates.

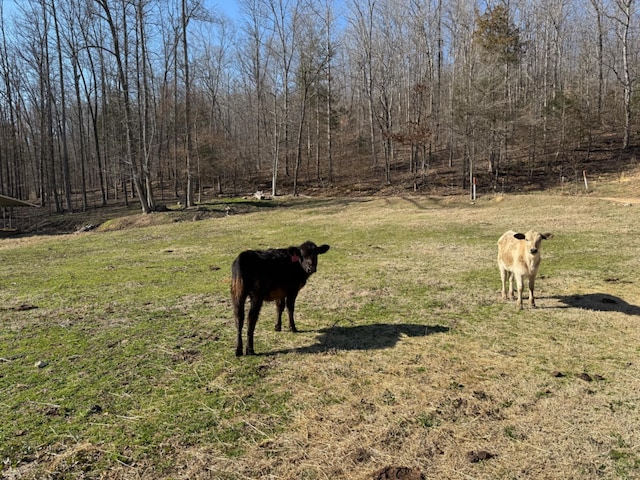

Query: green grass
[{"left": 1, "top": 192, "right": 639, "bottom": 479}]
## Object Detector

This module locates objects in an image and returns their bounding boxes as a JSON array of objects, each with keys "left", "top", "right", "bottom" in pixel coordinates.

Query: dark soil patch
[{"left": 373, "top": 466, "right": 425, "bottom": 480}]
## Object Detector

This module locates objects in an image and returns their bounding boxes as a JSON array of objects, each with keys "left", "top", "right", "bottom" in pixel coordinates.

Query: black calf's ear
[
  {"left": 514, "top": 233, "right": 525, "bottom": 240},
  {"left": 542, "top": 233, "right": 553, "bottom": 240},
  {"left": 288, "top": 247, "right": 302, "bottom": 259},
  {"left": 317, "top": 244, "right": 330, "bottom": 254}
]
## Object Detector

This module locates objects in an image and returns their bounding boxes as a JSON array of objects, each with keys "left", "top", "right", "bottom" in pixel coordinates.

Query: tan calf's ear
[{"left": 542, "top": 233, "right": 553, "bottom": 240}]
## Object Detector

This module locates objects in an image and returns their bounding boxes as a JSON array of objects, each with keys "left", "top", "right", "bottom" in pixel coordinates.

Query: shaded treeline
[{"left": 0, "top": 0, "right": 637, "bottom": 213}]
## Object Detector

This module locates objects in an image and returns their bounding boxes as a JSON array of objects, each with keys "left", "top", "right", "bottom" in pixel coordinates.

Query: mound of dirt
[
  {"left": 95, "top": 213, "right": 175, "bottom": 232},
  {"left": 372, "top": 466, "right": 425, "bottom": 480}
]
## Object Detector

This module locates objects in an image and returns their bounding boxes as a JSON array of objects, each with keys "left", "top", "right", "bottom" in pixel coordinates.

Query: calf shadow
[
  {"left": 269, "top": 323, "right": 449, "bottom": 355},
  {"left": 555, "top": 293, "right": 640, "bottom": 316}
]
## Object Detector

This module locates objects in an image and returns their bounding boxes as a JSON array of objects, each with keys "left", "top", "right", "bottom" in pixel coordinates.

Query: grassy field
[{"left": 1, "top": 190, "right": 639, "bottom": 479}]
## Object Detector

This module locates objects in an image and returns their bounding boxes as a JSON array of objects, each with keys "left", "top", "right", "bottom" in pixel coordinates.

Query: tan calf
[{"left": 497, "top": 230, "right": 553, "bottom": 309}]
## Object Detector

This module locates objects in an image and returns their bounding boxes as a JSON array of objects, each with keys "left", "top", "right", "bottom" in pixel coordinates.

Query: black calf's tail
[
  {"left": 230, "top": 260, "right": 243, "bottom": 306},
  {"left": 231, "top": 277, "right": 243, "bottom": 305}
]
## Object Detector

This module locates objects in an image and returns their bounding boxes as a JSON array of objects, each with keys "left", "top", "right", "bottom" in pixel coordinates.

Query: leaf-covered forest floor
[{"left": 8, "top": 135, "right": 640, "bottom": 236}]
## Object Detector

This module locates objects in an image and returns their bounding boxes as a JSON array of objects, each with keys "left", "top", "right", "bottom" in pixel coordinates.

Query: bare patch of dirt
[
  {"left": 467, "top": 450, "right": 497, "bottom": 463},
  {"left": 372, "top": 466, "right": 425, "bottom": 480}
]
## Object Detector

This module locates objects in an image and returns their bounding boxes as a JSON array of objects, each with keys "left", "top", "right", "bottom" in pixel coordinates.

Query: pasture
[{"left": 1, "top": 192, "right": 639, "bottom": 479}]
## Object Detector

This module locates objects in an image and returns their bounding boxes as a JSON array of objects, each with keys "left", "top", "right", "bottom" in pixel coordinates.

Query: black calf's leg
[
  {"left": 275, "top": 298, "right": 285, "bottom": 331},
  {"left": 246, "top": 296, "right": 263, "bottom": 355},
  {"left": 233, "top": 294, "right": 246, "bottom": 357},
  {"left": 286, "top": 293, "right": 298, "bottom": 332}
]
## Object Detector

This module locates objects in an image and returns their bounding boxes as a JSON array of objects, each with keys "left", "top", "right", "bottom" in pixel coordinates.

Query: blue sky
[
  {"left": 0, "top": 0, "right": 241, "bottom": 22},
  {"left": 209, "top": 0, "right": 241, "bottom": 21}
]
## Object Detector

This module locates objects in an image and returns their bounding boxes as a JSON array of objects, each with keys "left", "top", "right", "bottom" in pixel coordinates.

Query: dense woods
[{"left": 0, "top": 0, "right": 638, "bottom": 213}]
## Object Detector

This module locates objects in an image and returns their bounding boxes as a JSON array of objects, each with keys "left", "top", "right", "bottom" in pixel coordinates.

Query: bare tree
[
  {"left": 292, "top": 6, "right": 329, "bottom": 195},
  {"left": 608, "top": 0, "right": 636, "bottom": 149},
  {"left": 473, "top": 4, "right": 524, "bottom": 183},
  {"left": 348, "top": 0, "right": 378, "bottom": 168},
  {"left": 135, "top": 0, "right": 156, "bottom": 210},
  {"left": 264, "top": 0, "right": 301, "bottom": 196},
  {"left": 444, "top": 0, "right": 477, "bottom": 188},
  {"left": 589, "top": 0, "right": 606, "bottom": 122},
  {"left": 77, "top": 0, "right": 108, "bottom": 206},
  {"left": 0, "top": 2, "right": 25, "bottom": 198},
  {"left": 319, "top": 0, "right": 337, "bottom": 183},
  {"left": 58, "top": 0, "right": 91, "bottom": 210},
  {"left": 238, "top": 0, "right": 273, "bottom": 174},
  {"left": 94, "top": 0, "right": 152, "bottom": 213},
  {"left": 182, "top": 0, "right": 194, "bottom": 206},
  {"left": 49, "top": 0, "right": 73, "bottom": 211},
  {"left": 21, "top": 0, "right": 62, "bottom": 211}
]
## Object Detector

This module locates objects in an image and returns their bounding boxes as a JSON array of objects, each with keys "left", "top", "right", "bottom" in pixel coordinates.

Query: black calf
[{"left": 231, "top": 241, "right": 330, "bottom": 356}]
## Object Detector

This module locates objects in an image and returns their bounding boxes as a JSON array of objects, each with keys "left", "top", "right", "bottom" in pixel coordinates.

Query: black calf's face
[{"left": 291, "top": 242, "right": 330, "bottom": 274}]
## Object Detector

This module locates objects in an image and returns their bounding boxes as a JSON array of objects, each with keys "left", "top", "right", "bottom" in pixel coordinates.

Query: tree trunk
[{"left": 96, "top": 0, "right": 151, "bottom": 213}]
